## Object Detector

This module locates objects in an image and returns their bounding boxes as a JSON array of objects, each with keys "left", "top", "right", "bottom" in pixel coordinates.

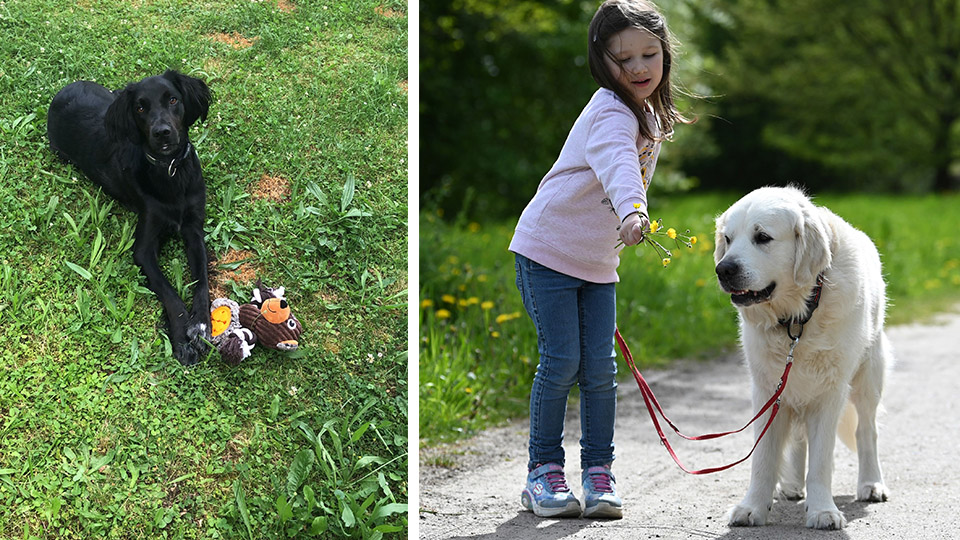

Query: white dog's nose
[{"left": 716, "top": 259, "right": 740, "bottom": 282}]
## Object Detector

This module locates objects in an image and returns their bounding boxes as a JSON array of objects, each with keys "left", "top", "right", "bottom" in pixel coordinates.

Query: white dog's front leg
[
  {"left": 804, "top": 394, "right": 846, "bottom": 530},
  {"left": 728, "top": 391, "right": 791, "bottom": 527}
]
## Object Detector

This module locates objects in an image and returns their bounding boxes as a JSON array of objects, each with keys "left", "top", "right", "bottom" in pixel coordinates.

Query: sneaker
[
  {"left": 520, "top": 463, "right": 581, "bottom": 518},
  {"left": 581, "top": 465, "right": 623, "bottom": 519}
]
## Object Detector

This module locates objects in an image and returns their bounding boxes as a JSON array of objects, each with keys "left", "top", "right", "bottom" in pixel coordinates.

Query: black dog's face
[
  {"left": 132, "top": 76, "right": 186, "bottom": 156},
  {"left": 105, "top": 70, "right": 210, "bottom": 158}
]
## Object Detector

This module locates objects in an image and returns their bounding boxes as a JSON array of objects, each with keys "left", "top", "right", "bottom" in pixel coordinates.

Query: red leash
[{"left": 615, "top": 328, "right": 795, "bottom": 475}]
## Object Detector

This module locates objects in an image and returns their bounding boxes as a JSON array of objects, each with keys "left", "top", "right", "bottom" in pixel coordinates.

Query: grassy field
[
  {"left": 1, "top": 1, "right": 407, "bottom": 538},
  {"left": 419, "top": 192, "right": 960, "bottom": 446}
]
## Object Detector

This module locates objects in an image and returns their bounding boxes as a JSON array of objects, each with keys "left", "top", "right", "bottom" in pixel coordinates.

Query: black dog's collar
[{"left": 145, "top": 142, "right": 193, "bottom": 177}]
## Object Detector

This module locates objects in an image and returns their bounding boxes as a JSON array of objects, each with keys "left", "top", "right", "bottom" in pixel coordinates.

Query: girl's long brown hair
[{"left": 588, "top": 0, "right": 691, "bottom": 142}]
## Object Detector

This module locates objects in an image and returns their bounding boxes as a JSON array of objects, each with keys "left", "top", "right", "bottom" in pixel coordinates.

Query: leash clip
[{"left": 786, "top": 336, "right": 800, "bottom": 363}]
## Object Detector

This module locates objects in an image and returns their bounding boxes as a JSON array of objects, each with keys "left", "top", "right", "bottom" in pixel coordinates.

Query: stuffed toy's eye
[{"left": 287, "top": 319, "right": 298, "bottom": 330}]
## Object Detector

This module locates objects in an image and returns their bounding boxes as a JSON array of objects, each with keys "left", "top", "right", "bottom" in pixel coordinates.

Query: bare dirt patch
[
  {"left": 375, "top": 5, "right": 404, "bottom": 18},
  {"left": 251, "top": 174, "right": 292, "bottom": 203},
  {"left": 209, "top": 249, "right": 261, "bottom": 299},
  {"left": 207, "top": 32, "right": 259, "bottom": 50},
  {"left": 276, "top": 0, "right": 295, "bottom": 13}
]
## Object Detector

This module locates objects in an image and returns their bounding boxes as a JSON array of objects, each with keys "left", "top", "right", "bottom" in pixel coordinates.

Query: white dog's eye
[
  {"left": 724, "top": 235, "right": 731, "bottom": 244},
  {"left": 754, "top": 232, "right": 773, "bottom": 245}
]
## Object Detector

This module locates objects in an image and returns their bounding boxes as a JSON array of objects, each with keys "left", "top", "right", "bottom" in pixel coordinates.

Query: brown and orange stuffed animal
[{"left": 210, "top": 281, "right": 303, "bottom": 365}]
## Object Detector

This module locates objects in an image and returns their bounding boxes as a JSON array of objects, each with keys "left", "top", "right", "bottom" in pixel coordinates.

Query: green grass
[
  {"left": 419, "top": 193, "right": 960, "bottom": 445},
  {"left": 1, "top": 1, "right": 407, "bottom": 538}
]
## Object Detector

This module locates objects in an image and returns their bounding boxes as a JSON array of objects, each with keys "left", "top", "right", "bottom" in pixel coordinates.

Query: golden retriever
[{"left": 713, "top": 186, "right": 891, "bottom": 529}]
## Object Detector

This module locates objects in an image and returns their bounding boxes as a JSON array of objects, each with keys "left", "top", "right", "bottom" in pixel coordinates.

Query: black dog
[{"left": 47, "top": 70, "right": 212, "bottom": 365}]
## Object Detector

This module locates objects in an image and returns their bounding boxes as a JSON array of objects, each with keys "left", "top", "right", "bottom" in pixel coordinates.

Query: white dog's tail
[{"left": 836, "top": 401, "right": 858, "bottom": 452}]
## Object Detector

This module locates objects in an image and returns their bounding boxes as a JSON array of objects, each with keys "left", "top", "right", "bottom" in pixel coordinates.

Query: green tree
[
  {"left": 420, "top": 0, "right": 595, "bottom": 218},
  {"left": 697, "top": 0, "right": 960, "bottom": 192}
]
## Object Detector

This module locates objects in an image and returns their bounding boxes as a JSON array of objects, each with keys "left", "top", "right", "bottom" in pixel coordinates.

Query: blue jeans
[{"left": 514, "top": 254, "right": 617, "bottom": 470}]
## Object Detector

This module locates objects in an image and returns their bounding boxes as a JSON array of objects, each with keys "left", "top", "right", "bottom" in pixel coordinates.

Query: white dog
[{"left": 713, "top": 186, "right": 891, "bottom": 529}]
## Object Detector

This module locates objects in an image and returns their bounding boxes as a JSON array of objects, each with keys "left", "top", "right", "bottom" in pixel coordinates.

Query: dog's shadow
[{"left": 715, "top": 496, "right": 873, "bottom": 540}]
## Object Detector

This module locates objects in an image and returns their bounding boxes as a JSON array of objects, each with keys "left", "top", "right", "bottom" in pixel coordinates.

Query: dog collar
[
  {"left": 145, "top": 142, "right": 193, "bottom": 177},
  {"left": 778, "top": 272, "right": 825, "bottom": 340}
]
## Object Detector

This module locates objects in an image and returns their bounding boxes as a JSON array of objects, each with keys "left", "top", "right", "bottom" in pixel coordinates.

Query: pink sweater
[{"left": 509, "top": 88, "right": 661, "bottom": 283}]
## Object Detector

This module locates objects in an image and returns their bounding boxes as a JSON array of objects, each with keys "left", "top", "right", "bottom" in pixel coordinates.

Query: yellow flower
[
  {"left": 690, "top": 236, "right": 698, "bottom": 245},
  {"left": 441, "top": 294, "right": 456, "bottom": 304},
  {"left": 477, "top": 274, "right": 488, "bottom": 282},
  {"left": 465, "top": 387, "right": 473, "bottom": 394},
  {"left": 667, "top": 228, "right": 677, "bottom": 239},
  {"left": 495, "top": 312, "right": 522, "bottom": 324},
  {"left": 662, "top": 258, "right": 671, "bottom": 267},
  {"left": 468, "top": 222, "right": 481, "bottom": 233},
  {"left": 633, "top": 202, "right": 642, "bottom": 209},
  {"left": 695, "top": 278, "right": 706, "bottom": 287},
  {"left": 481, "top": 301, "right": 495, "bottom": 310},
  {"left": 421, "top": 299, "right": 434, "bottom": 308},
  {"left": 436, "top": 309, "right": 451, "bottom": 319},
  {"left": 467, "top": 297, "right": 480, "bottom": 305},
  {"left": 649, "top": 221, "right": 660, "bottom": 234},
  {"left": 458, "top": 299, "right": 469, "bottom": 308},
  {"left": 491, "top": 331, "right": 500, "bottom": 338}
]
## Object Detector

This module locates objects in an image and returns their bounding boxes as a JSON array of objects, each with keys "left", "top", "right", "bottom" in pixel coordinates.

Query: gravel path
[{"left": 418, "top": 308, "right": 960, "bottom": 539}]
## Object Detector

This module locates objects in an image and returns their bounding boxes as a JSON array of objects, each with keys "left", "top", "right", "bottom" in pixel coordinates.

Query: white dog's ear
[
  {"left": 713, "top": 211, "right": 728, "bottom": 264},
  {"left": 794, "top": 204, "right": 832, "bottom": 283}
]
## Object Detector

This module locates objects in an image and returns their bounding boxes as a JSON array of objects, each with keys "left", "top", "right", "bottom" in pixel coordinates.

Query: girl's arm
[{"left": 584, "top": 103, "right": 649, "bottom": 223}]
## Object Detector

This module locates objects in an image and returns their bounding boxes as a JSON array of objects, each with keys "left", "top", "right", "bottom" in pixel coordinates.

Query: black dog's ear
[
  {"left": 104, "top": 85, "right": 141, "bottom": 144},
  {"left": 163, "top": 70, "right": 210, "bottom": 127}
]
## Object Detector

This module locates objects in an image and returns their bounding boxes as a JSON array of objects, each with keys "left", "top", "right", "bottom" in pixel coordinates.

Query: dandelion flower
[
  {"left": 436, "top": 309, "right": 452, "bottom": 319},
  {"left": 441, "top": 294, "right": 456, "bottom": 304},
  {"left": 467, "top": 297, "right": 480, "bottom": 305},
  {"left": 421, "top": 299, "right": 434, "bottom": 308},
  {"left": 491, "top": 331, "right": 500, "bottom": 338},
  {"left": 690, "top": 236, "right": 698, "bottom": 245},
  {"left": 495, "top": 312, "right": 521, "bottom": 324},
  {"left": 667, "top": 228, "right": 677, "bottom": 239},
  {"left": 649, "top": 221, "right": 660, "bottom": 234},
  {"left": 662, "top": 258, "right": 671, "bottom": 267},
  {"left": 481, "top": 301, "right": 495, "bottom": 310}
]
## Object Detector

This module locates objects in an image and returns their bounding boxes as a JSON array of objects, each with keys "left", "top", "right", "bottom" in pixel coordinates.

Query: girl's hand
[{"left": 620, "top": 212, "right": 649, "bottom": 246}]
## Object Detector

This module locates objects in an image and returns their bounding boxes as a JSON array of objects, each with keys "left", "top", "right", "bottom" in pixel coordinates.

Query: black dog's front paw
[
  {"left": 174, "top": 318, "right": 211, "bottom": 366},
  {"left": 175, "top": 341, "right": 202, "bottom": 366}
]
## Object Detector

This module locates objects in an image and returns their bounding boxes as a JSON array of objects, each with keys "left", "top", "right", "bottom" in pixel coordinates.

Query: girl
[{"left": 509, "top": 0, "right": 690, "bottom": 519}]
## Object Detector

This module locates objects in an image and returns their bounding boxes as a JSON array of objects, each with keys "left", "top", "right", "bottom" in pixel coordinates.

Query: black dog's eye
[
  {"left": 755, "top": 232, "right": 773, "bottom": 245},
  {"left": 136, "top": 105, "right": 145, "bottom": 114},
  {"left": 169, "top": 97, "right": 179, "bottom": 105}
]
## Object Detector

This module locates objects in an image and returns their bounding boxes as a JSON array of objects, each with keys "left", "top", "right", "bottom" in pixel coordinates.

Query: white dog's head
[{"left": 714, "top": 186, "right": 831, "bottom": 309}]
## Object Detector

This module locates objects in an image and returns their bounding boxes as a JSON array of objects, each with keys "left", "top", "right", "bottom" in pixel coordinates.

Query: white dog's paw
[
  {"left": 776, "top": 483, "right": 805, "bottom": 501},
  {"left": 728, "top": 503, "right": 769, "bottom": 527},
  {"left": 805, "top": 508, "right": 846, "bottom": 530},
  {"left": 857, "top": 482, "right": 890, "bottom": 502}
]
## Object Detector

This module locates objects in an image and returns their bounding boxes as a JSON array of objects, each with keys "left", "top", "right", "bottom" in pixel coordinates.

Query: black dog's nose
[
  {"left": 716, "top": 259, "right": 740, "bottom": 281},
  {"left": 153, "top": 126, "right": 172, "bottom": 138}
]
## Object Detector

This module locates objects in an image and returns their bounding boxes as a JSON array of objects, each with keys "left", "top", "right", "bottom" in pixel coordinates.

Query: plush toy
[{"left": 210, "top": 281, "right": 304, "bottom": 365}]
